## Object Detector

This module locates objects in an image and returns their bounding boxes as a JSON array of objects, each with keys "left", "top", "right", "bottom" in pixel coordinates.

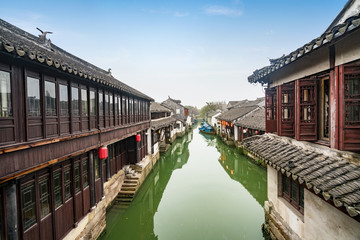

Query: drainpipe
[
  {"left": 6, "top": 181, "right": 18, "bottom": 240},
  {"left": 89, "top": 151, "right": 95, "bottom": 207}
]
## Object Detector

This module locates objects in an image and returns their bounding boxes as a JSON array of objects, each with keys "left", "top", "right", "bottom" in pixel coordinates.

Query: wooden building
[
  {"left": 0, "top": 19, "right": 152, "bottom": 239},
  {"left": 150, "top": 102, "right": 176, "bottom": 155},
  {"left": 245, "top": 1, "right": 360, "bottom": 239},
  {"left": 234, "top": 107, "right": 265, "bottom": 142}
]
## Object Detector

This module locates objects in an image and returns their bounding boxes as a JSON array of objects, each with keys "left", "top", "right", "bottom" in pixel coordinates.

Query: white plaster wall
[
  {"left": 269, "top": 47, "right": 329, "bottom": 88},
  {"left": 267, "top": 166, "right": 305, "bottom": 238},
  {"left": 335, "top": 30, "right": 360, "bottom": 66},
  {"left": 304, "top": 190, "right": 360, "bottom": 240},
  {"left": 234, "top": 126, "right": 238, "bottom": 141},
  {"left": 153, "top": 142, "right": 159, "bottom": 156}
]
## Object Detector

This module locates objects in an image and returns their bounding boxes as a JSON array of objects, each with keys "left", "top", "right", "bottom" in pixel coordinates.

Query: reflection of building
[
  {"left": 0, "top": 19, "right": 153, "bottom": 239},
  {"left": 105, "top": 133, "right": 192, "bottom": 240},
  {"left": 215, "top": 137, "right": 267, "bottom": 206},
  {"left": 244, "top": 2, "right": 360, "bottom": 239}
]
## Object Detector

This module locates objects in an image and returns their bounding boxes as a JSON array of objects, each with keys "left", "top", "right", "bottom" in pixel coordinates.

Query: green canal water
[{"left": 102, "top": 128, "right": 267, "bottom": 240}]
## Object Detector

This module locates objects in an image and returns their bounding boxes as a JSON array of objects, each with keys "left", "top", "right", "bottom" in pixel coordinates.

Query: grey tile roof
[
  {"left": 241, "top": 133, "right": 360, "bottom": 218},
  {"left": 234, "top": 107, "right": 265, "bottom": 131},
  {"left": 151, "top": 117, "right": 176, "bottom": 130},
  {"left": 0, "top": 19, "right": 153, "bottom": 101},
  {"left": 150, "top": 102, "right": 172, "bottom": 113},
  {"left": 216, "top": 106, "right": 257, "bottom": 122},
  {"left": 248, "top": 13, "right": 360, "bottom": 84}
]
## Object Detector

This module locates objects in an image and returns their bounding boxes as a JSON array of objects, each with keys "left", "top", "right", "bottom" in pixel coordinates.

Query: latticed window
[
  {"left": 64, "top": 167, "right": 72, "bottom": 201},
  {"left": 266, "top": 88, "right": 276, "bottom": 121},
  {"left": 83, "top": 159, "right": 89, "bottom": 188},
  {"left": 282, "top": 175, "right": 304, "bottom": 214},
  {"left": 39, "top": 176, "right": 50, "bottom": 219},
  {"left": 22, "top": 182, "right": 36, "bottom": 230},
  {"left": 345, "top": 71, "right": 360, "bottom": 125},
  {"left": 300, "top": 84, "right": 316, "bottom": 123},
  {"left": 54, "top": 171, "right": 62, "bottom": 208},
  {"left": 281, "top": 86, "right": 294, "bottom": 121}
]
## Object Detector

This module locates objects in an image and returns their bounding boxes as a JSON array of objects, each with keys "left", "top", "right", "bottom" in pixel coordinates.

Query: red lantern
[
  {"left": 136, "top": 134, "right": 141, "bottom": 142},
  {"left": 99, "top": 146, "right": 108, "bottom": 160},
  {"left": 230, "top": 123, "right": 233, "bottom": 127},
  {"left": 255, "top": 130, "right": 259, "bottom": 134}
]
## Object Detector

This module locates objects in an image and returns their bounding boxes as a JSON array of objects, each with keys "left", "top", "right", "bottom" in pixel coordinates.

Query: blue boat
[{"left": 199, "top": 122, "right": 216, "bottom": 135}]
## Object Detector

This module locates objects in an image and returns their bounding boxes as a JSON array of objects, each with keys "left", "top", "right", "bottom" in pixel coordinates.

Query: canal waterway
[{"left": 102, "top": 128, "right": 267, "bottom": 240}]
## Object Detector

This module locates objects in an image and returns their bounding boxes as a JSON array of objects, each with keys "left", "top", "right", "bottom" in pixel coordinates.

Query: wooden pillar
[
  {"left": 89, "top": 151, "right": 95, "bottom": 207},
  {"left": 277, "top": 85, "right": 282, "bottom": 136},
  {"left": 295, "top": 79, "right": 300, "bottom": 140},
  {"left": 100, "top": 159, "right": 104, "bottom": 197},
  {"left": 5, "top": 181, "right": 18, "bottom": 240},
  {"left": 106, "top": 155, "right": 110, "bottom": 181},
  {"left": 329, "top": 43, "right": 339, "bottom": 149}
]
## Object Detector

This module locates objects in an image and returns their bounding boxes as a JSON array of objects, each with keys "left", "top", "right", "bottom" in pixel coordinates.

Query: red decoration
[
  {"left": 230, "top": 123, "right": 233, "bottom": 127},
  {"left": 99, "top": 146, "right": 108, "bottom": 160},
  {"left": 136, "top": 134, "right": 141, "bottom": 142},
  {"left": 255, "top": 130, "right": 259, "bottom": 134}
]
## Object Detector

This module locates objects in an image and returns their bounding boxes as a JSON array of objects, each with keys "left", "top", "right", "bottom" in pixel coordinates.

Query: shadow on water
[{"left": 200, "top": 133, "right": 267, "bottom": 207}]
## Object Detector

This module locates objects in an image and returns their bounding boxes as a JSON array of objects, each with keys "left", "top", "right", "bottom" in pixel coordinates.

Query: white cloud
[{"left": 204, "top": 6, "right": 243, "bottom": 17}]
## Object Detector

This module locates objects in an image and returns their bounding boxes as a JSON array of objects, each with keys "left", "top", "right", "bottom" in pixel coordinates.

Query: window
[
  {"left": 118, "top": 96, "right": 121, "bottom": 118},
  {"left": 71, "top": 87, "right": 79, "bottom": 116},
  {"left": 90, "top": 90, "right": 96, "bottom": 116},
  {"left": 83, "top": 159, "right": 89, "bottom": 188},
  {"left": 74, "top": 163, "right": 81, "bottom": 193},
  {"left": 94, "top": 155, "right": 100, "bottom": 180},
  {"left": 27, "top": 77, "right": 41, "bottom": 116},
  {"left": 345, "top": 72, "right": 360, "bottom": 125},
  {"left": 281, "top": 175, "right": 304, "bottom": 213},
  {"left": 45, "top": 81, "right": 56, "bottom": 116},
  {"left": 0, "top": 70, "right": 12, "bottom": 117},
  {"left": 129, "top": 98, "right": 133, "bottom": 119},
  {"left": 114, "top": 96, "right": 118, "bottom": 118},
  {"left": 21, "top": 182, "right": 36, "bottom": 230},
  {"left": 99, "top": 92, "right": 104, "bottom": 116},
  {"left": 110, "top": 94, "right": 114, "bottom": 116},
  {"left": 59, "top": 84, "right": 69, "bottom": 116},
  {"left": 319, "top": 78, "right": 330, "bottom": 139},
  {"left": 122, "top": 95, "right": 126, "bottom": 117},
  {"left": 39, "top": 176, "right": 50, "bottom": 219},
  {"left": 64, "top": 167, "right": 72, "bottom": 201},
  {"left": 81, "top": 89, "right": 88, "bottom": 116},
  {"left": 54, "top": 171, "right": 62, "bottom": 208},
  {"left": 105, "top": 94, "right": 109, "bottom": 115}
]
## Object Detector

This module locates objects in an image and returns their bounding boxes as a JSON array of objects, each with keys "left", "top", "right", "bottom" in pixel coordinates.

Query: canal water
[{"left": 102, "top": 128, "right": 267, "bottom": 240}]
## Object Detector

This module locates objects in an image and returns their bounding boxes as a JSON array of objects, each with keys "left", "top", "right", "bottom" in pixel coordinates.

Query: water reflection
[
  {"left": 104, "top": 133, "right": 193, "bottom": 240},
  {"left": 103, "top": 129, "right": 267, "bottom": 240},
  {"left": 208, "top": 134, "right": 267, "bottom": 206}
]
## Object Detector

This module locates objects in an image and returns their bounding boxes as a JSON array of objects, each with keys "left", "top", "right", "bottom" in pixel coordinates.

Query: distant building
[{"left": 162, "top": 97, "right": 192, "bottom": 134}]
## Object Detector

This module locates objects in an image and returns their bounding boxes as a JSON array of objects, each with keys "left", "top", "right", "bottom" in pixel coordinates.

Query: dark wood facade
[
  {"left": 265, "top": 60, "right": 360, "bottom": 152},
  {"left": 0, "top": 19, "right": 152, "bottom": 240}
]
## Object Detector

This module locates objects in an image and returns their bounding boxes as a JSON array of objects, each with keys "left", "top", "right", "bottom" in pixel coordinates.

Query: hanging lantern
[
  {"left": 99, "top": 146, "right": 108, "bottom": 160},
  {"left": 136, "top": 134, "right": 141, "bottom": 142},
  {"left": 255, "top": 130, "right": 259, "bottom": 134},
  {"left": 230, "top": 123, "right": 233, "bottom": 127},
  {"left": 243, "top": 129, "right": 247, "bottom": 134},
  {"left": 246, "top": 128, "right": 249, "bottom": 132}
]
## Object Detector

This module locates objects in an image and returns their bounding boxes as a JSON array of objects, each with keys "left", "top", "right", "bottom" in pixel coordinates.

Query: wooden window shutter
[
  {"left": 265, "top": 88, "right": 277, "bottom": 133},
  {"left": 278, "top": 82, "right": 295, "bottom": 137},
  {"left": 340, "top": 63, "right": 360, "bottom": 151},
  {"left": 296, "top": 79, "right": 317, "bottom": 141}
]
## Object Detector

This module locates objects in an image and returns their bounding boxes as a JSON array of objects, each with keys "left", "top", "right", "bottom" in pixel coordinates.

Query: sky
[{"left": 1, "top": 0, "right": 348, "bottom": 108}]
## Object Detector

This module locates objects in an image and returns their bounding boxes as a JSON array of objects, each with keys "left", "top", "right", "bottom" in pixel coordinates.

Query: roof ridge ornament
[{"left": 36, "top": 27, "right": 53, "bottom": 49}]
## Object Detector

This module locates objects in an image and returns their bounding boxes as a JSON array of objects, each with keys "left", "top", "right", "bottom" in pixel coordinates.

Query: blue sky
[{"left": 1, "top": 0, "right": 347, "bottom": 107}]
